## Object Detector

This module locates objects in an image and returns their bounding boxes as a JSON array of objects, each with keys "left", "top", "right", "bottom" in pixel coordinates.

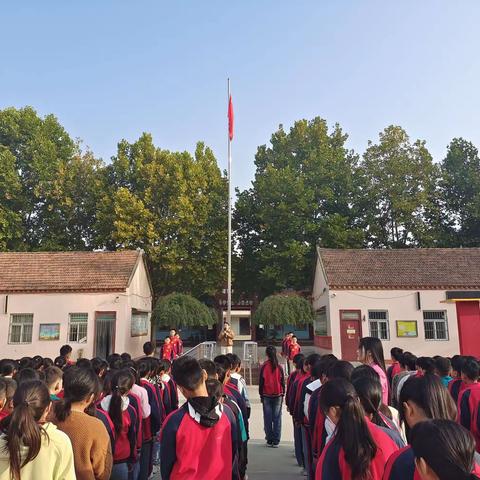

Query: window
[
  {"left": 315, "top": 307, "right": 328, "bottom": 336},
  {"left": 368, "top": 310, "right": 389, "bottom": 340},
  {"left": 423, "top": 311, "right": 448, "bottom": 340},
  {"left": 9, "top": 314, "right": 33, "bottom": 344},
  {"left": 68, "top": 313, "right": 88, "bottom": 343}
]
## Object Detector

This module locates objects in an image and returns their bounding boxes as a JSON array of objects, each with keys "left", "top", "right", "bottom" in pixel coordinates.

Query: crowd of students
[{"left": 264, "top": 336, "right": 480, "bottom": 480}]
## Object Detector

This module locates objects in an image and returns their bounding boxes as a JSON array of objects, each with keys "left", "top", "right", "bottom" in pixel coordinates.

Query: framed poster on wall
[
  {"left": 39, "top": 323, "right": 61, "bottom": 341},
  {"left": 396, "top": 320, "right": 418, "bottom": 338},
  {"left": 131, "top": 311, "right": 149, "bottom": 337}
]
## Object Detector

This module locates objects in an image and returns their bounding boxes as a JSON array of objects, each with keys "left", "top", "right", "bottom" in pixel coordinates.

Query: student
[
  {"left": 0, "top": 380, "right": 6, "bottom": 415},
  {"left": 383, "top": 375, "right": 458, "bottom": 479},
  {"left": 357, "top": 337, "right": 389, "bottom": 405},
  {"left": 174, "top": 333, "right": 183, "bottom": 357},
  {"left": 435, "top": 357, "right": 453, "bottom": 387},
  {"left": 228, "top": 353, "right": 251, "bottom": 419},
  {"left": 14, "top": 367, "right": 40, "bottom": 385},
  {"left": 351, "top": 376, "right": 405, "bottom": 448},
  {"left": 416, "top": 357, "right": 436, "bottom": 376},
  {"left": 54, "top": 356, "right": 67, "bottom": 370},
  {"left": 394, "top": 353, "right": 418, "bottom": 409},
  {"left": 281, "top": 332, "right": 293, "bottom": 374},
  {"left": 160, "top": 356, "right": 238, "bottom": 480},
  {"left": 0, "top": 360, "right": 17, "bottom": 378},
  {"left": 0, "top": 380, "right": 75, "bottom": 480},
  {"left": 458, "top": 358, "right": 480, "bottom": 450},
  {"left": 0, "top": 379, "right": 16, "bottom": 421},
  {"left": 259, "top": 346, "right": 285, "bottom": 447},
  {"left": 387, "top": 347, "right": 403, "bottom": 388},
  {"left": 159, "top": 359, "right": 179, "bottom": 411},
  {"left": 100, "top": 370, "right": 138, "bottom": 480},
  {"left": 143, "top": 341, "right": 155, "bottom": 358},
  {"left": 51, "top": 367, "right": 113, "bottom": 480},
  {"left": 60, "top": 345, "right": 75, "bottom": 366},
  {"left": 449, "top": 355, "right": 468, "bottom": 404},
  {"left": 218, "top": 322, "right": 235, "bottom": 355},
  {"left": 288, "top": 336, "right": 301, "bottom": 374},
  {"left": 45, "top": 366, "right": 63, "bottom": 401},
  {"left": 315, "top": 378, "right": 399, "bottom": 479},
  {"left": 410, "top": 420, "right": 480, "bottom": 480},
  {"left": 161, "top": 336, "right": 174, "bottom": 361}
]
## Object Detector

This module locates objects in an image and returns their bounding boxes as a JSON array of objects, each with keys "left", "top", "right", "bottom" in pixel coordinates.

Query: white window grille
[
  {"left": 9, "top": 314, "right": 33, "bottom": 344},
  {"left": 68, "top": 313, "right": 88, "bottom": 343},
  {"left": 368, "top": 310, "right": 390, "bottom": 340},
  {"left": 423, "top": 311, "right": 448, "bottom": 340}
]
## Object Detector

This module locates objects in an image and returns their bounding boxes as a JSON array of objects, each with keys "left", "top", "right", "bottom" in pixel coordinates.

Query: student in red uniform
[
  {"left": 387, "top": 348, "right": 403, "bottom": 389},
  {"left": 0, "top": 379, "right": 6, "bottom": 416},
  {"left": 159, "top": 359, "right": 179, "bottom": 413},
  {"left": 259, "top": 346, "right": 285, "bottom": 447},
  {"left": 281, "top": 332, "right": 293, "bottom": 374},
  {"left": 458, "top": 358, "right": 480, "bottom": 449},
  {"left": 450, "top": 355, "right": 468, "bottom": 404},
  {"left": 174, "top": 333, "right": 183, "bottom": 357},
  {"left": 315, "top": 378, "right": 399, "bottom": 480},
  {"left": 60, "top": 345, "right": 75, "bottom": 366},
  {"left": 383, "top": 375, "right": 458, "bottom": 480},
  {"left": 100, "top": 369, "right": 138, "bottom": 480},
  {"left": 410, "top": 420, "right": 480, "bottom": 480},
  {"left": 169, "top": 330, "right": 179, "bottom": 358},
  {"left": 357, "top": 337, "right": 389, "bottom": 406},
  {"left": 161, "top": 337, "right": 174, "bottom": 361},
  {"left": 0, "top": 379, "right": 16, "bottom": 421},
  {"left": 160, "top": 355, "right": 238, "bottom": 480},
  {"left": 288, "top": 336, "right": 301, "bottom": 370}
]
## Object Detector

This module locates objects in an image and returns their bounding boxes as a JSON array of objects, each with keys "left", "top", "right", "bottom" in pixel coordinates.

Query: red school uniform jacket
[
  {"left": 259, "top": 361, "right": 285, "bottom": 397},
  {"left": 160, "top": 402, "right": 238, "bottom": 480},
  {"left": 288, "top": 343, "right": 301, "bottom": 361},
  {"left": 459, "top": 382, "right": 480, "bottom": 450},
  {"left": 161, "top": 343, "right": 174, "bottom": 361},
  {"left": 449, "top": 377, "right": 466, "bottom": 404},
  {"left": 316, "top": 418, "right": 399, "bottom": 480}
]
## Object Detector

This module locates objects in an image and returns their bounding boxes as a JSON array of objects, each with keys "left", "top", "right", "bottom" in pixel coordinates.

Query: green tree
[
  {"left": 439, "top": 138, "right": 480, "bottom": 246},
  {"left": 96, "top": 134, "right": 227, "bottom": 297},
  {"left": 252, "top": 294, "right": 314, "bottom": 326},
  {"left": 152, "top": 293, "right": 216, "bottom": 327},
  {"left": 234, "top": 118, "right": 363, "bottom": 298},
  {"left": 0, "top": 107, "right": 104, "bottom": 250},
  {"left": 359, "top": 125, "right": 439, "bottom": 247}
]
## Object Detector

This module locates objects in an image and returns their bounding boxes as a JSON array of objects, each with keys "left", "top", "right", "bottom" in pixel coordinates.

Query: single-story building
[
  {"left": 0, "top": 250, "right": 152, "bottom": 360},
  {"left": 312, "top": 248, "right": 480, "bottom": 360}
]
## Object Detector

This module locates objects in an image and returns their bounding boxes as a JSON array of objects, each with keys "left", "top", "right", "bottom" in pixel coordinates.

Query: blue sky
[{"left": 2, "top": 1, "right": 480, "bottom": 191}]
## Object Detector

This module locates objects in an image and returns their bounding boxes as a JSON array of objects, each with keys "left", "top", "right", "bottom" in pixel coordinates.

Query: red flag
[{"left": 228, "top": 95, "right": 234, "bottom": 141}]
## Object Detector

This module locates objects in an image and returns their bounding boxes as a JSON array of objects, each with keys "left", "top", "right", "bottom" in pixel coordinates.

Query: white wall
[
  {"left": 0, "top": 258, "right": 152, "bottom": 360},
  {"left": 327, "top": 289, "right": 460, "bottom": 358}
]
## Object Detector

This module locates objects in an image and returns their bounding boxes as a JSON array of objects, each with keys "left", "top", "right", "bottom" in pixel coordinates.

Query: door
[
  {"left": 456, "top": 301, "right": 480, "bottom": 356},
  {"left": 340, "top": 310, "right": 361, "bottom": 361},
  {"left": 95, "top": 312, "right": 116, "bottom": 359}
]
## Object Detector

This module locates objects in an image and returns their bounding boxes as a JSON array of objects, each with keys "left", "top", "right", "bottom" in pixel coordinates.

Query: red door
[
  {"left": 456, "top": 301, "right": 480, "bottom": 357},
  {"left": 340, "top": 310, "right": 362, "bottom": 361}
]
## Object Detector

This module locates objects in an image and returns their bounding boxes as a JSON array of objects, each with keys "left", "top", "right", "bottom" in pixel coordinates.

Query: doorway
[
  {"left": 95, "top": 312, "right": 116, "bottom": 359},
  {"left": 456, "top": 301, "right": 480, "bottom": 356},
  {"left": 339, "top": 310, "right": 361, "bottom": 361}
]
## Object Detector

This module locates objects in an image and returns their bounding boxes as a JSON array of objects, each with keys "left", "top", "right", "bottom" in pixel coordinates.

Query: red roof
[
  {"left": 0, "top": 250, "right": 144, "bottom": 293},
  {"left": 318, "top": 248, "right": 480, "bottom": 290}
]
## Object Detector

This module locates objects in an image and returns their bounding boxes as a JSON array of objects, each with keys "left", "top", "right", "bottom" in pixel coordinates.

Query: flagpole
[{"left": 227, "top": 78, "right": 232, "bottom": 328}]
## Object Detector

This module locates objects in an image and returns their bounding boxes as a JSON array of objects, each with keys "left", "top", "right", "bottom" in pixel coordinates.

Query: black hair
[
  {"left": 265, "top": 346, "right": 279, "bottom": 371},
  {"left": 351, "top": 365, "right": 380, "bottom": 383},
  {"left": 172, "top": 356, "right": 204, "bottom": 391},
  {"left": 311, "top": 355, "right": 337, "bottom": 380},
  {"left": 358, "top": 337, "right": 386, "bottom": 372},
  {"left": 54, "top": 356, "right": 67, "bottom": 369},
  {"left": 42, "top": 358, "right": 53, "bottom": 369},
  {"left": 120, "top": 353, "right": 131, "bottom": 362},
  {"left": 293, "top": 354, "right": 305, "bottom": 370},
  {"left": 206, "top": 379, "right": 224, "bottom": 401},
  {"left": 452, "top": 355, "right": 466, "bottom": 377},
  {"left": 54, "top": 367, "right": 100, "bottom": 422},
  {"left": 4, "top": 378, "right": 17, "bottom": 403},
  {"left": 0, "top": 380, "right": 51, "bottom": 480},
  {"left": 291, "top": 335, "right": 298, "bottom": 340},
  {"left": 319, "top": 378, "right": 377, "bottom": 479},
  {"left": 199, "top": 358, "right": 217, "bottom": 378},
  {"left": 15, "top": 368, "right": 40, "bottom": 385},
  {"left": 416, "top": 357, "right": 436, "bottom": 375},
  {"left": 32, "top": 356, "right": 43, "bottom": 371},
  {"left": 399, "top": 352, "right": 417, "bottom": 371},
  {"left": 0, "top": 378, "right": 6, "bottom": 403},
  {"left": 91, "top": 357, "right": 108, "bottom": 377},
  {"left": 0, "top": 359, "right": 18, "bottom": 377},
  {"left": 137, "top": 360, "right": 152, "bottom": 379},
  {"left": 109, "top": 369, "right": 134, "bottom": 435},
  {"left": 352, "top": 376, "right": 387, "bottom": 427},
  {"left": 158, "top": 359, "right": 171, "bottom": 373},
  {"left": 76, "top": 358, "right": 92, "bottom": 370},
  {"left": 143, "top": 341, "right": 155, "bottom": 356},
  {"left": 435, "top": 357, "right": 452, "bottom": 377},
  {"left": 216, "top": 364, "right": 227, "bottom": 383},
  {"left": 390, "top": 347, "right": 403, "bottom": 362},
  {"left": 214, "top": 355, "right": 233, "bottom": 371},
  {"left": 461, "top": 358, "right": 480, "bottom": 381},
  {"left": 328, "top": 360, "right": 354, "bottom": 381},
  {"left": 18, "top": 357, "right": 33, "bottom": 370},
  {"left": 227, "top": 353, "right": 241, "bottom": 369},
  {"left": 59, "top": 345, "right": 72, "bottom": 357},
  {"left": 44, "top": 366, "right": 63, "bottom": 389},
  {"left": 107, "top": 354, "right": 123, "bottom": 371},
  {"left": 399, "top": 375, "right": 457, "bottom": 440},
  {"left": 411, "top": 420, "right": 480, "bottom": 480}
]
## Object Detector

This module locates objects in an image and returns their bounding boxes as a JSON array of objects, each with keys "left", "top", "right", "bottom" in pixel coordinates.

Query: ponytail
[
  {"left": 320, "top": 378, "right": 377, "bottom": 480},
  {"left": 109, "top": 369, "right": 134, "bottom": 435},
  {"left": 2, "top": 380, "right": 50, "bottom": 480},
  {"left": 265, "top": 346, "right": 279, "bottom": 372},
  {"left": 352, "top": 376, "right": 388, "bottom": 428}
]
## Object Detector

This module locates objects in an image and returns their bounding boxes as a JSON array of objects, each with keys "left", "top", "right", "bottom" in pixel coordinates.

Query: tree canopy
[
  {"left": 252, "top": 294, "right": 314, "bottom": 326},
  {"left": 152, "top": 293, "right": 216, "bottom": 327}
]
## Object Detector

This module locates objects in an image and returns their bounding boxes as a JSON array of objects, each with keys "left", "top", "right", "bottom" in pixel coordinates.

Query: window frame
[
  {"left": 8, "top": 313, "right": 34, "bottom": 344},
  {"left": 368, "top": 310, "right": 390, "bottom": 340},
  {"left": 423, "top": 310, "right": 449, "bottom": 341},
  {"left": 68, "top": 313, "right": 88, "bottom": 343}
]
